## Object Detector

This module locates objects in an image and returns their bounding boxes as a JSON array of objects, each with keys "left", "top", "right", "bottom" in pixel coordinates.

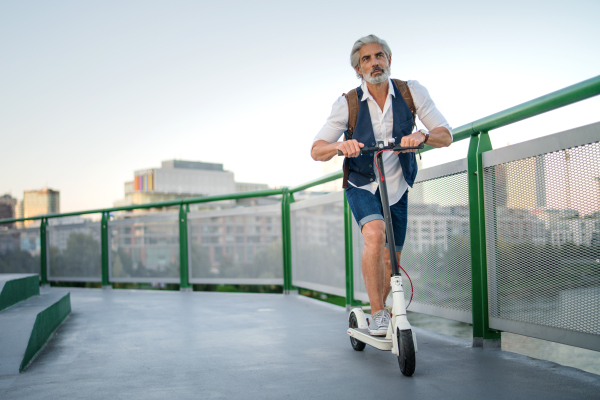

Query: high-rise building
[
  {"left": 0, "top": 195, "right": 17, "bottom": 226},
  {"left": 23, "top": 188, "right": 60, "bottom": 227},
  {"left": 15, "top": 200, "right": 24, "bottom": 228},
  {"left": 114, "top": 159, "right": 269, "bottom": 208}
]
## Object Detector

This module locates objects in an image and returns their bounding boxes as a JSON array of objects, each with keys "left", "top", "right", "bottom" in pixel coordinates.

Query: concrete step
[
  {"left": 0, "top": 290, "right": 71, "bottom": 375},
  {"left": 0, "top": 274, "right": 39, "bottom": 312}
]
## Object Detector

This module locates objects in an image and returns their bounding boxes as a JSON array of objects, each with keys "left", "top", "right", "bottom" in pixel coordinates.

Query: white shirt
[{"left": 313, "top": 79, "right": 452, "bottom": 205}]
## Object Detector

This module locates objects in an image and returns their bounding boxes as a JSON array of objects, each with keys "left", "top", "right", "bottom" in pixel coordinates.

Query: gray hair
[{"left": 350, "top": 34, "right": 392, "bottom": 79}]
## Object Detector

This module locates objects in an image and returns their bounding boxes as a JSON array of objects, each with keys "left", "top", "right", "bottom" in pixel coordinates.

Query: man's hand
[
  {"left": 311, "top": 139, "right": 365, "bottom": 161},
  {"left": 395, "top": 132, "right": 424, "bottom": 154},
  {"left": 336, "top": 139, "right": 364, "bottom": 158}
]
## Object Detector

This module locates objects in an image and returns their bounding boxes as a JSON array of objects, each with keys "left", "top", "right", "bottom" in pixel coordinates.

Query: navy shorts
[{"left": 345, "top": 186, "right": 408, "bottom": 251}]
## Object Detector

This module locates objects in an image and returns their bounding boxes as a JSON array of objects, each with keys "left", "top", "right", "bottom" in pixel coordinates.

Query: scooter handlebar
[{"left": 337, "top": 143, "right": 424, "bottom": 156}]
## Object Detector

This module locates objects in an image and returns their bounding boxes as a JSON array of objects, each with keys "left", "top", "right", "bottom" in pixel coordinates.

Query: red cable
[
  {"left": 398, "top": 264, "right": 414, "bottom": 309},
  {"left": 373, "top": 149, "right": 414, "bottom": 308},
  {"left": 374, "top": 149, "right": 393, "bottom": 181}
]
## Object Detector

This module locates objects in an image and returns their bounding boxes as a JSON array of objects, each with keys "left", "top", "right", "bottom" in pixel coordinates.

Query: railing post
[
  {"left": 344, "top": 193, "right": 360, "bottom": 310},
  {"left": 467, "top": 131, "right": 501, "bottom": 348},
  {"left": 281, "top": 189, "right": 295, "bottom": 294},
  {"left": 40, "top": 218, "right": 49, "bottom": 286},
  {"left": 100, "top": 212, "right": 111, "bottom": 289},
  {"left": 179, "top": 204, "right": 192, "bottom": 292}
]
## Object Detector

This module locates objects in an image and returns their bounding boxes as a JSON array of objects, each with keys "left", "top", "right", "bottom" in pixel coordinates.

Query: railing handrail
[
  {"left": 0, "top": 188, "right": 284, "bottom": 225},
  {"left": 451, "top": 75, "right": 600, "bottom": 142},
  {"left": 2, "top": 75, "right": 599, "bottom": 226}
]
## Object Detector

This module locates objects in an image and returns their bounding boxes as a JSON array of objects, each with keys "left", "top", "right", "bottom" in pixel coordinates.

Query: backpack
[{"left": 341, "top": 79, "right": 416, "bottom": 189}]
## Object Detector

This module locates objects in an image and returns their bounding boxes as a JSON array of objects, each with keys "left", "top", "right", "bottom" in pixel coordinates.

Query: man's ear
[
  {"left": 388, "top": 56, "right": 392, "bottom": 67},
  {"left": 354, "top": 65, "right": 362, "bottom": 78}
]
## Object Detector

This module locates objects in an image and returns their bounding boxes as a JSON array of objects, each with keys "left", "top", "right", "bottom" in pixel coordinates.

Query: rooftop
[
  {"left": 1, "top": 288, "right": 598, "bottom": 399},
  {"left": 161, "top": 159, "right": 224, "bottom": 172}
]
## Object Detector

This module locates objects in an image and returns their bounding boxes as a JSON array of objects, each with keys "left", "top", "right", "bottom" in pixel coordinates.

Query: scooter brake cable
[{"left": 398, "top": 264, "right": 414, "bottom": 308}]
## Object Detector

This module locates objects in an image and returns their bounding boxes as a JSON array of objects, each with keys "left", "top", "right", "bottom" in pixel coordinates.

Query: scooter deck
[{"left": 347, "top": 328, "right": 393, "bottom": 351}]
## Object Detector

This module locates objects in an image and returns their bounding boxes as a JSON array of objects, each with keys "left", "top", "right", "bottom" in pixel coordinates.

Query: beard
[{"left": 363, "top": 65, "right": 391, "bottom": 84}]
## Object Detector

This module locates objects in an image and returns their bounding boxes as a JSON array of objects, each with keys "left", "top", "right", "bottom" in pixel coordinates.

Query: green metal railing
[{"left": 1, "top": 75, "right": 599, "bottom": 344}]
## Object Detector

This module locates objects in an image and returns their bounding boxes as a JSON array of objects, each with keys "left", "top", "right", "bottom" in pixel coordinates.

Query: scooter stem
[{"left": 375, "top": 150, "right": 401, "bottom": 277}]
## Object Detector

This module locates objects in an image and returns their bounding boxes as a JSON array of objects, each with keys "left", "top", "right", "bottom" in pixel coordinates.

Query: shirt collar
[{"left": 360, "top": 78, "right": 396, "bottom": 102}]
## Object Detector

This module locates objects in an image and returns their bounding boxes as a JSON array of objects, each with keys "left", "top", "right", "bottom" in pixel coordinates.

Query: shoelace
[{"left": 372, "top": 310, "right": 387, "bottom": 328}]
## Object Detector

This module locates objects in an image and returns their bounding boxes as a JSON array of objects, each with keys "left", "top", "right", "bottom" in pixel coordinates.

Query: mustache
[{"left": 370, "top": 66, "right": 385, "bottom": 74}]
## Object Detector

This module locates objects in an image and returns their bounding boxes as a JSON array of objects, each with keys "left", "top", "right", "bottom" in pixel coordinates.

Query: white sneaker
[{"left": 367, "top": 309, "right": 390, "bottom": 336}]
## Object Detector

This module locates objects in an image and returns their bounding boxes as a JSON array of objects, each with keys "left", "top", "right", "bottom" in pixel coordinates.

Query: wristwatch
[{"left": 419, "top": 129, "right": 430, "bottom": 144}]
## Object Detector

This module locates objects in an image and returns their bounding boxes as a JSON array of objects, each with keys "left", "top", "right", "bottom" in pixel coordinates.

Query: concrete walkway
[{"left": 0, "top": 288, "right": 598, "bottom": 399}]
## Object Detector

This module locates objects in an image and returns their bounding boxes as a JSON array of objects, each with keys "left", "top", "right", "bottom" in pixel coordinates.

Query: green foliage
[
  {"left": 293, "top": 243, "right": 345, "bottom": 288},
  {"left": 189, "top": 240, "right": 283, "bottom": 280},
  {"left": 192, "top": 284, "right": 283, "bottom": 293},
  {"left": 0, "top": 250, "right": 40, "bottom": 274},
  {"left": 50, "top": 233, "right": 101, "bottom": 278},
  {"left": 110, "top": 245, "right": 178, "bottom": 278},
  {"left": 298, "top": 288, "right": 346, "bottom": 307},
  {"left": 492, "top": 240, "right": 600, "bottom": 297}
]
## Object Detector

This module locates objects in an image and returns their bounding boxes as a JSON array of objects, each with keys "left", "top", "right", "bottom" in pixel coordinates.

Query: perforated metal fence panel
[
  {"left": 0, "top": 227, "right": 41, "bottom": 275},
  {"left": 109, "top": 213, "right": 180, "bottom": 283},
  {"left": 290, "top": 192, "right": 346, "bottom": 297},
  {"left": 483, "top": 123, "right": 600, "bottom": 351},
  {"left": 188, "top": 204, "right": 283, "bottom": 285},
  {"left": 353, "top": 159, "right": 473, "bottom": 323},
  {"left": 47, "top": 217, "right": 102, "bottom": 281}
]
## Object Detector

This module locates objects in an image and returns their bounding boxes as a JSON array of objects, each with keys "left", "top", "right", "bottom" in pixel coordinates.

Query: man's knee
[{"left": 362, "top": 220, "right": 385, "bottom": 247}]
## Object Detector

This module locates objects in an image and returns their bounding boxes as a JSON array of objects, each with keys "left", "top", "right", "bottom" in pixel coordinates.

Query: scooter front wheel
[
  {"left": 397, "top": 329, "right": 416, "bottom": 376},
  {"left": 349, "top": 312, "right": 366, "bottom": 351}
]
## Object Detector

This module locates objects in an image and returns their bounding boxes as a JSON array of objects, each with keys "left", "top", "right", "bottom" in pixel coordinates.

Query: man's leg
[{"left": 361, "top": 220, "right": 387, "bottom": 314}]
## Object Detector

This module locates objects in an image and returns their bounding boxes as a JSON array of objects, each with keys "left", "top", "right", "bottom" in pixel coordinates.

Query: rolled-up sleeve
[
  {"left": 311, "top": 95, "right": 349, "bottom": 153},
  {"left": 408, "top": 80, "right": 452, "bottom": 137}
]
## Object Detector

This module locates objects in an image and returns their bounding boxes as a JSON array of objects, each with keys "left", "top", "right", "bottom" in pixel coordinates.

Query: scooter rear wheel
[
  {"left": 349, "top": 312, "right": 366, "bottom": 351},
  {"left": 397, "top": 329, "right": 416, "bottom": 376}
]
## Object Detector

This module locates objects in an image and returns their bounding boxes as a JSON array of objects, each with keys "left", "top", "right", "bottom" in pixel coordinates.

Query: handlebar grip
[{"left": 339, "top": 143, "right": 425, "bottom": 156}]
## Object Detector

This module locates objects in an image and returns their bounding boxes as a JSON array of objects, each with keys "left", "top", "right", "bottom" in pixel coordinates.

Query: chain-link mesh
[
  {"left": 354, "top": 161, "right": 472, "bottom": 323},
  {"left": 188, "top": 204, "right": 283, "bottom": 284},
  {"left": 109, "top": 213, "right": 180, "bottom": 282},
  {"left": 0, "top": 227, "right": 41, "bottom": 275},
  {"left": 47, "top": 217, "right": 102, "bottom": 281},
  {"left": 291, "top": 192, "right": 346, "bottom": 297},
  {"left": 484, "top": 142, "right": 600, "bottom": 336}
]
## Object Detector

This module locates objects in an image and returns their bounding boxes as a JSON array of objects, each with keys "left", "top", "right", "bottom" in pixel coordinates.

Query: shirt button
[
  {"left": 371, "top": 142, "right": 375, "bottom": 145},
  {"left": 369, "top": 164, "right": 372, "bottom": 167},
  {"left": 370, "top": 178, "right": 374, "bottom": 182}
]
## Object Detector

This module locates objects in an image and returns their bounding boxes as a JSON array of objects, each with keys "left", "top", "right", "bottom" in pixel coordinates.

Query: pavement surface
[{"left": 0, "top": 288, "right": 598, "bottom": 400}]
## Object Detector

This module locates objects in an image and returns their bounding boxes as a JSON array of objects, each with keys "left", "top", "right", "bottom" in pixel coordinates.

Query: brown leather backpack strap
[
  {"left": 345, "top": 89, "right": 359, "bottom": 139},
  {"left": 393, "top": 79, "right": 416, "bottom": 129},
  {"left": 342, "top": 89, "right": 359, "bottom": 189}
]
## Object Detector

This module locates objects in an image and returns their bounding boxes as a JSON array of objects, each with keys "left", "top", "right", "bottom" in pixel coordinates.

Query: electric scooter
[{"left": 338, "top": 139, "right": 424, "bottom": 377}]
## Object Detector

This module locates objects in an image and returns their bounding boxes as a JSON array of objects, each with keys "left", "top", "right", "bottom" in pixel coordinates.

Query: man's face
[{"left": 355, "top": 43, "right": 391, "bottom": 84}]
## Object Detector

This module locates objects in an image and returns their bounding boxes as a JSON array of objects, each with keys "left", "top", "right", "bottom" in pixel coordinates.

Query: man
[{"left": 311, "top": 34, "right": 452, "bottom": 336}]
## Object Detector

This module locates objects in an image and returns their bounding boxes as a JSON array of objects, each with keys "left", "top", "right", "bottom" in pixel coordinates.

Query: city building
[
  {"left": 114, "top": 159, "right": 270, "bottom": 209},
  {"left": 14, "top": 200, "right": 24, "bottom": 229},
  {"left": 0, "top": 194, "right": 17, "bottom": 227},
  {"left": 22, "top": 188, "right": 60, "bottom": 227}
]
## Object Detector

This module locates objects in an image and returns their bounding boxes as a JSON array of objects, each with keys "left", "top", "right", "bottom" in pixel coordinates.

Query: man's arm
[
  {"left": 311, "top": 139, "right": 365, "bottom": 161},
  {"left": 396, "top": 126, "right": 452, "bottom": 153},
  {"left": 397, "top": 80, "right": 453, "bottom": 152}
]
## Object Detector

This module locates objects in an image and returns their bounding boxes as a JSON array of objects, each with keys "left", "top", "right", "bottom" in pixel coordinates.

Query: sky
[{"left": 1, "top": 0, "right": 599, "bottom": 213}]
